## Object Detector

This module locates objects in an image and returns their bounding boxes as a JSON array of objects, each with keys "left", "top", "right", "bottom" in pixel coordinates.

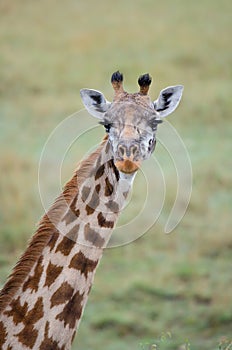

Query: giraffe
[{"left": 0, "top": 71, "right": 183, "bottom": 350}]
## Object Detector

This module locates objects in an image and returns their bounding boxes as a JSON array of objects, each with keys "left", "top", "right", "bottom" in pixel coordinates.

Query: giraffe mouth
[{"left": 114, "top": 159, "right": 141, "bottom": 174}]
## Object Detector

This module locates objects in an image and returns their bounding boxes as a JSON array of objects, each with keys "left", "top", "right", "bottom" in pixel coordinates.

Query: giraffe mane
[{"left": 0, "top": 136, "right": 108, "bottom": 314}]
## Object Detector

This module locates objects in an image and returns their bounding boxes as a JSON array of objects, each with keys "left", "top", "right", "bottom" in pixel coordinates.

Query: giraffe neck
[{"left": 0, "top": 138, "right": 135, "bottom": 350}]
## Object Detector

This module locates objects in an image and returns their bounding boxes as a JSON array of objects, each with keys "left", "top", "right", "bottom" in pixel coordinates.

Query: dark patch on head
[
  {"left": 95, "top": 164, "right": 105, "bottom": 180},
  {"left": 108, "top": 159, "right": 120, "bottom": 181},
  {"left": 56, "top": 290, "right": 84, "bottom": 329},
  {"left": 105, "top": 177, "right": 114, "bottom": 197},
  {"left": 0, "top": 321, "right": 7, "bottom": 348},
  {"left": 55, "top": 224, "right": 79, "bottom": 256},
  {"left": 111, "top": 71, "right": 123, "bottom": 83},
  {"left": 97, "top": 212, "right": 114, "bottom": 229},
  {"left": 39, "top": 321, "right": 65, "bottom": 350},
  {"left": 50, "top": 282, "right": 74, "bottom": 308},
  {"left": 95, "top": 184, "right": 101, "bottom": 194},
  {"left": 16, "top": 297, "right": 44, "bottom": 348},
  {"left": 86, "top": 191, "right": 100, "bottom": 215},
  {"left": 81, "top": 186, "right": 91, "bottom": 202},
  {"left": 22, "top": 255, "right": 44, "bottom": 293},
  {"left": 44, "top": 262, "right": 63, "bottom": 288},
  {"left": 69, "top": 250, "right": 98, "bottom": 278},
  {"left": 105, "top": 200, "right": 119, "bottom": 213},
  {"left": 138, "top": 73, "right": 152, "bottom": 87},
  {"left": 84, "top": 223, "right": 105, "bottom": 248}
]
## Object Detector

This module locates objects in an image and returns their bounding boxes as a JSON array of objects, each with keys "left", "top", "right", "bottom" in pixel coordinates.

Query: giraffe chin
[{"left": 115, "top": 160, "right": 140, "bottom": 174}]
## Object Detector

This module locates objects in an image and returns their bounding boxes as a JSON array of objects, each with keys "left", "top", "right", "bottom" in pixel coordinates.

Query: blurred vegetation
[{"left": 0, "top": 0, "right": 231, "bottom": 349}]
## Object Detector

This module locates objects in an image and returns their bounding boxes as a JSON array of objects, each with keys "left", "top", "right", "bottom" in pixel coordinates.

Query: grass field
[{"left": 0, "top": 0, "right": 232, "bottom": 349}]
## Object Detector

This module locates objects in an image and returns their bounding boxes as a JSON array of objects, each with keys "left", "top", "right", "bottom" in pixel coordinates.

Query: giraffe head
[{"left": 80, "top": 71, "right": 183, "bottom": 174}]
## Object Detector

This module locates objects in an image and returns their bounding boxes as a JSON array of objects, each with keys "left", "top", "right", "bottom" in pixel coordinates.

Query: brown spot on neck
[
  {"left": 39, "top": 321, "right": 65, "bottom": 350},
  {"left": 105, "top": 177, "right": 114, "bottom": 196},
  {"left": 85, "top": 190, "right": 100, "bottom": 215},
  {"left": 56, "top": 290, "right": 84, "bottom": 329},
  {"left": 4, "top": 297, "right": 28, "bottom": 326},
  {"left": 108, "top": 159, "right": 120, "bottom": 181},
  {"left": 81, "top": 186, "right": 91, "bottom": 202},
  {"left": 55, "top": 224, "right": 79, "bottom": 256},
  {"left": 62, "top": 194, "right": 80, "bottom": 224},
  {"left": 24, "top": 297, "right": 44, "bottom": 325},
  {"left": 44, "top": 262, "right": 63, "bottom": 288},
  {"left": 16, "top": 297, "right": 44, "bottom": 348},
  {"left": 105, "top": 200, "right": 120, "bottom": 213},
  {"left": 47, "top": 230, "right": 60, "bottom": 251},
  {"left": 17, "top": 324, "right": 39, "bottom": 349},
  {"left": 50, "top": 282, "right": 74, "bottom": 308},
  {"left": 84, "top": 223, "right": 105, "bottom": 248},
  {"left": 97, "top": 212, "right": 114, "bottom": 229},
  {"left": 69, "top": 250, "right": 98, "bottom": 279},
  {"left": 95, "top": 163, "right": 105, "bottom": 180},
  {"left": 85, "top": 204, "right": 95, "bottom": 215},
  {"left": 22, "top": 255, "right": 44, "bottom": 293},
  {"left": 95, "top": 184, "right": 101, "bottom": 194}
]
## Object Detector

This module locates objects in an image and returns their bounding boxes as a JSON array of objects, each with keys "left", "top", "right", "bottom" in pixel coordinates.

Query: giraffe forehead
[{"left": 106, "top": 100, "right": 156, "bottom": 126}]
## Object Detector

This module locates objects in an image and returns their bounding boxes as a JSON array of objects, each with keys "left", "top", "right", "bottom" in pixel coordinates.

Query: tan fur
[
  {"left": 0, "top": 137, "right": 108, "bottom": 314},
  {"left": 115, "top": 160, "right": 140, "bottom": 174}
]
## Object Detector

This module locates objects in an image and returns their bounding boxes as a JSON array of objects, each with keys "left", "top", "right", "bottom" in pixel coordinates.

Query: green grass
[{"left": 0, "top": 0, "right": 232, "bottom": 349}]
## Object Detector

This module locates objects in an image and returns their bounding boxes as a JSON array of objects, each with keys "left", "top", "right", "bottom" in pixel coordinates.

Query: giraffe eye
[
  {"left": 104, "top": 124, "right": 112, "bottom": 133},
  {"left": 99, "top": 121, "right": 112, "bottom": 133}
]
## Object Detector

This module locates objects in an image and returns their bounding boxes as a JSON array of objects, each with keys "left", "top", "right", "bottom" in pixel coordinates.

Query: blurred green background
[{"left": 0, "top": 0, "right": 231, "bottom": 349}]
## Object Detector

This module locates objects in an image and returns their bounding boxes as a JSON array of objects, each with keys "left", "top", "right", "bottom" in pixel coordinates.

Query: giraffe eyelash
[{"left": 148, "top": 118, "right": 163, "bottom": 131}]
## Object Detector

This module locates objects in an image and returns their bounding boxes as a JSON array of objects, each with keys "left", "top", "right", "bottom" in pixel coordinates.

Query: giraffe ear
[
  {"left": 80, "top": 89, "right": 111, "bottom": 119},
  {"left": 153, "top": 85, "right": 184, "bottom": 118}
]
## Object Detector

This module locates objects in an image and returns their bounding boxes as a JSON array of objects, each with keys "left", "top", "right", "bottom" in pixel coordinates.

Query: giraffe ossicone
[{"left": 0, "top": 72, "right": 183, "bottom": 350}]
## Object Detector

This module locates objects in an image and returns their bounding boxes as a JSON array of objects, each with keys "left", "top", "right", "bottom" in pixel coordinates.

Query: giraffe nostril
[
  {"left": 118, "top": 145, "right": 125, "bottom": 157},
  {"left": 118, "top": 143, "right": 140, "bottom": 159},
  {"left": 130, "top": 145, "right": 139, "bottom": 156}
]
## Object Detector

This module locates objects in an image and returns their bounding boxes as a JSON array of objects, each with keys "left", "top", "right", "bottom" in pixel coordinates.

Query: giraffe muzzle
[
  {"left": 115, "top": 143, "right": 141, "bottom": 173},
  {"left": 114, "top": 159, "right": 141, "bottom": 174}
]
